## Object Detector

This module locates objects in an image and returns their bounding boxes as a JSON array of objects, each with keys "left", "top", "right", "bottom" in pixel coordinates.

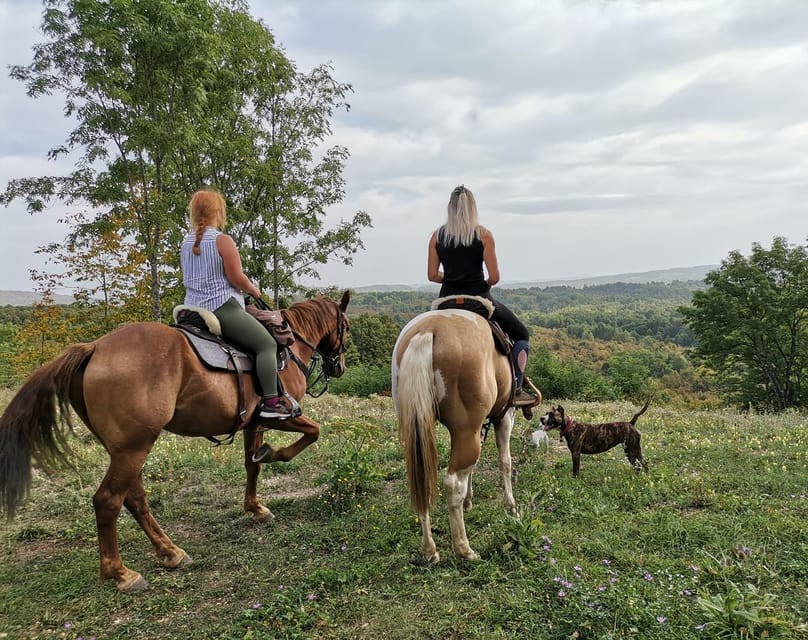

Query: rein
[{"left": 288, "top": 332, "right": 330, "bottom": 398}]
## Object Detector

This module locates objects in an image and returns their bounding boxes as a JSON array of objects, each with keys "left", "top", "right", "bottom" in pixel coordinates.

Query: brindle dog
[{"left": 540, "top": 399, "right": 651, "bottom": 477}]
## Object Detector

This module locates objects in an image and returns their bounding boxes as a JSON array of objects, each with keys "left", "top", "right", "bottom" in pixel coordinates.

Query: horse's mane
[{"left": 282, "top": 297, "right": 338, "bottom": 341}]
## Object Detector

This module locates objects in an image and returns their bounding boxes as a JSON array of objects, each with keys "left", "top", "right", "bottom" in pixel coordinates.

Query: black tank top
[{"left": 435, "top": 226, "right": 489, "bottom": 297}]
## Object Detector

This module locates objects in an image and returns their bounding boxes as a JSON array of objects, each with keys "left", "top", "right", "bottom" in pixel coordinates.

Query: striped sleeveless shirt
[{"left": 181, "top": 227, "right": 244, "bottom": 311}]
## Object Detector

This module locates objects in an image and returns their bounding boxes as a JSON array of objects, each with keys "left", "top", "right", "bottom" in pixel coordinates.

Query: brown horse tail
[
  {"left": 0, "top": 342, "right": 95, "bottom": 519},
  {"left": 630, "top": 396, "right": 653, "bottom": 425},
  {"left": 395, "top": 332, "right": 439, "bottom": 515}
]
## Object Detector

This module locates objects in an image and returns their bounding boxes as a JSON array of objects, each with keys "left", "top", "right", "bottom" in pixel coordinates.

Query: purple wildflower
[
  {"left": 643, "top": 572, "right": 654, "bottom": 581},
  {"left": 657, "top": 616, "right": 666, "bottom": 624}
]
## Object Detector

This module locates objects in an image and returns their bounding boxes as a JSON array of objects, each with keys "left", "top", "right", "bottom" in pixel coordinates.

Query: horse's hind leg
[
  {"left": 463, "top": 468, "right": 474, "bottom": 512},
  {"left": 444, "top": 464, "right": 478, "bottom": 560},
  {"left": 243, "top": 427, "right": 274, "bottom": 523},
  {"left": 124, "top": 475, "right": 192, "bottom": 571},
  {"left": 93, "top": 452, "right": 152, "bottom": 592},
  {"left": 494, "top": 409, "right": 517, "bottom": 515},
  {"left": 418, "top": 510, "right": 439, "bottom": 564}
]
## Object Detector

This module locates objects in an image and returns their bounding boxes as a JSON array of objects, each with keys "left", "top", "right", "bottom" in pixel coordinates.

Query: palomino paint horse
[
  {"left": 392, "top": 302, "right": 540, "bottom": 563},
  {"left": 0, "top": 291, "right": 350, "bottom": 592}
]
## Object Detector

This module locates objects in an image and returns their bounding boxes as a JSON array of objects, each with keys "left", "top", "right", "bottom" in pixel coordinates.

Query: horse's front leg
[
  {"left": 494, "top": 408, "right": 517, "bottom": 516},
  {"left": 256, "top": 415, "right": 321, "bottom": 463},
  {"left": 243, "top": 426, "right": 274, "bottom": 523}
]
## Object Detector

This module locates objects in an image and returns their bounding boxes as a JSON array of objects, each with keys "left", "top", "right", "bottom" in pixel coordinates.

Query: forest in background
[
  {"left": 0, "top": 281, "right": 705, "bottom": 407},
  {"left": 324, "top": 280, "right": 710, "bottom": 408}
]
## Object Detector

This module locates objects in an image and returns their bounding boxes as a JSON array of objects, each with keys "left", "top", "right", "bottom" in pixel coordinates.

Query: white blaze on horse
[{"left": 392, "top": 297, "right": 540, "bottom": 563}]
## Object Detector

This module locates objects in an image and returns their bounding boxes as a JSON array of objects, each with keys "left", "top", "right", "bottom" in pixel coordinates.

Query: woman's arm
[
  {"left": 427, "top": 231, "right": 443, "bottom": 283},
  {"left": 217, "top": 233, "right": 262, "bottom": 299},
  {"left": 481, "top": 227, "right": 500, "bottom": 287}
]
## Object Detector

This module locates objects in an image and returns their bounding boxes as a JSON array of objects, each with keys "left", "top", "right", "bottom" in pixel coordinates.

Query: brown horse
[
  {"left": 0, "top": 291, "right": 350, "bottom": 592},
  {"left": 392, "top": 306, "right": 540, "bottom": 563}
]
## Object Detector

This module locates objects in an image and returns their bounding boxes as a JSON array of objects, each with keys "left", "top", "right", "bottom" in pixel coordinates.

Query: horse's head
[{"left": 317, "top": 290, "right": 351, "bottom": 379}]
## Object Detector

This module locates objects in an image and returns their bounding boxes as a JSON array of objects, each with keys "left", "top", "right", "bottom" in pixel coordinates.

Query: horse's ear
[{"left": 340, "top": 289, "right": 351, "bottom": 311}]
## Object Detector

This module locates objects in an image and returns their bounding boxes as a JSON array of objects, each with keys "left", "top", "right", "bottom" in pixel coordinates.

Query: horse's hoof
[
  {"left": 424, "top": 551, "right": 440, "bottom": 565},
  {"left": 117, "top": 572, "right": 149, "bottom": 593},
  {"left": 461, "top": 550, "right": 480, "bottom": 561},
  {"left": 164, "top": 550, "right": 193, "bottom": 570},
  {"left": 251, "top": 444, "right": 275, "bottom": 463},
  {"left": 251, "top": 506, "right": 275, "bottom": 523}
]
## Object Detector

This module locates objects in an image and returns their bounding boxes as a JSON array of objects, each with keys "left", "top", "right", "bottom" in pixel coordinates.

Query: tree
[
  {"left": 31, "top": 207, "right": 151, "bottom": 335},
  {"left": 2, "top": 0, "right": 369, "bottom": 318},
  {"left": 344, "top": 313, "right": 401, "bottom": 369},
  {"left": 680, "top": 237, "right": 808, "bottom": 410}
]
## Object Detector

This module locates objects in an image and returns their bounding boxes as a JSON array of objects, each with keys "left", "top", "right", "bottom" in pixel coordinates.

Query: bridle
[{"left": 288, "top": 305, "right": 349, "bottom": 398}]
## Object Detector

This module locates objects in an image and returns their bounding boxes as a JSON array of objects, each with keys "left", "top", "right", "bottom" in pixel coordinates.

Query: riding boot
[{"left": 511, "top": 340, "right": 535, "bottom": 406}]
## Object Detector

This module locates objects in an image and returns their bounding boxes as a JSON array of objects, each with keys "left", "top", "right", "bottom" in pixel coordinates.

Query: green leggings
[{"left": 214, "top": 297, "right": 278, "bottom": 398}]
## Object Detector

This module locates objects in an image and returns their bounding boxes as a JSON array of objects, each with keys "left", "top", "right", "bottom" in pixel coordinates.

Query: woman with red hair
[{"left": 180, "top": 189, "right": 297, "bottom": 420}]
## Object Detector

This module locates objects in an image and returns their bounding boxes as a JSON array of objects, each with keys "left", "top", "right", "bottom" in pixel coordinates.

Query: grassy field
[{"left": 1, "top": 391, "right": 807, "bottom": 639}]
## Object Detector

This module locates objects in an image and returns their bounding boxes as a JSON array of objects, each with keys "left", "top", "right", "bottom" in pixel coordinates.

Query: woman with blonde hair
[
  {"left": 427, "top": 184, "right": 535, "bottom": 406},
  {"left": 180, "top": 189, "right": 298, "bottom": 420}
]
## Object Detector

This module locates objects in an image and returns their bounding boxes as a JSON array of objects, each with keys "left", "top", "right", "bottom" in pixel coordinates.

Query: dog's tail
[{"left": 630, "top": 396, "right": 653, "bottom": 425}]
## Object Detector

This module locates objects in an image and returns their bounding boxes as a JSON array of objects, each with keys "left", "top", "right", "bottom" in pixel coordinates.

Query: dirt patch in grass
[{"left": 262, "top": 473, "right": 327, "bottom": 500}]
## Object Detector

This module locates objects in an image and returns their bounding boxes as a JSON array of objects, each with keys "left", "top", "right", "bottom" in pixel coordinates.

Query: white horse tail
[{"left": 396, "top": 332, "right": 439, "bottom": 515}]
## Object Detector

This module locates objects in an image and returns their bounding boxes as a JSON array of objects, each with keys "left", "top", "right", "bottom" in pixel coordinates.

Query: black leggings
[
  {"left": 490, "top": 296, "right": 530, "bottom": 386},
  {"left": 489, "top": 297, "right": 529, "bottom": 342}
]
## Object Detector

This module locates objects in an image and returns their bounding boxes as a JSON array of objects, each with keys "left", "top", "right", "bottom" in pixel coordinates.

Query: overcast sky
[{"left": 1, "top": 0, "right": 807, "bottom": 292}]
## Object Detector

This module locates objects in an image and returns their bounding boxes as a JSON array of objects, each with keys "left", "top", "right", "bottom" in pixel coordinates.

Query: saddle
[
  {"left": 172, "top": 305, "right": 292, "bottom": 373},
  {"left": 171, "top": 305, "right": 295, "bottom": 442},
  {"left": 430, "top": 295, "right": 512, "bottom": 355}
]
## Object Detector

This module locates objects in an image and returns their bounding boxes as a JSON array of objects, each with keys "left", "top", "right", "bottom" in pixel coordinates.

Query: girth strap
[{"left": 205, "top": 343, "right": 250, "bottom": 446}]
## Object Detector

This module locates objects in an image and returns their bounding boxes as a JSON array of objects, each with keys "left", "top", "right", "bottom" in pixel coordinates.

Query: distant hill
[
  {"left": 352, "top": 265, "right": 716, "bottom": 293},
  {"left": 0, "top": 290, "right": 76, "bottom": 306},
  {"left": 0, "top": 265, "right": 716, "bottom": 304}
]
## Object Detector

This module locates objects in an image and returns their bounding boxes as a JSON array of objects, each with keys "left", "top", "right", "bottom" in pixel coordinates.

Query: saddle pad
[
  {"left": 174, "top": 325, "right": 255, "bottom": 373},
  {"left": 431, "top": 294, "right": 494, "bottom": 319}
]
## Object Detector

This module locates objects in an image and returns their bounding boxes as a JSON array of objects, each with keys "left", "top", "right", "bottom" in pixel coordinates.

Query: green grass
[{"left": 1, "top": 393, "right": 807, "bottom": 639}]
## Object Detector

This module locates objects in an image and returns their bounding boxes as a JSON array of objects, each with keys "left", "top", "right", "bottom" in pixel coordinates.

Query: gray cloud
[{"left": 1, "top": 0, "right": 807, "bottom": 292}]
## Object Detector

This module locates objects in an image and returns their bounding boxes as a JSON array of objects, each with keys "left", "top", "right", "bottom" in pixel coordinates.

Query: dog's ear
[{"left": 556, "top": 405, "right": 564, "bottom": 414}]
